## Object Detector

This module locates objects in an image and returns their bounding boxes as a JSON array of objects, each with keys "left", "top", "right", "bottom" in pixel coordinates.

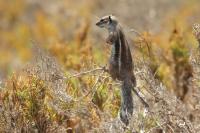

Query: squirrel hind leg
[{"left": 131, "top": 75, "right": 136, "bottom": 87}]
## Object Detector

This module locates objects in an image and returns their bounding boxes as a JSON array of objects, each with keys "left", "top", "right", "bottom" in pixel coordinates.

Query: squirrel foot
[{"left": 102, "top": 65, "right": 109, "bottom": 73}]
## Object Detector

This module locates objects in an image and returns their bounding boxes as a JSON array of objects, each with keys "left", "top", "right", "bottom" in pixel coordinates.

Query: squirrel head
[{"left": 96, "top": 15, "right": 118, "bottom": 31}]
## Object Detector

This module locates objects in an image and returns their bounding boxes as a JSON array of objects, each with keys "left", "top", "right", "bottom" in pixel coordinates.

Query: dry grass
[{"left": 0, "top": 0, "right": 200, "bottom": 132}]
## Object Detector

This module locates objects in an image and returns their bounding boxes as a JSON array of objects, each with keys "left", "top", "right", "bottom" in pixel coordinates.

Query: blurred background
[
  {"left": 0, "top": 0, "right": 200, "bottom": 132},
  {"left": 0, "top": 0, "right": 200, "bottom": 79}
]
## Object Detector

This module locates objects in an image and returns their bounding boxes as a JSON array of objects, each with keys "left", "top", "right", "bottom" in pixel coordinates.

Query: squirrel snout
[
  {"left": 96, "top": 22, "right": 104, "bottom": 28},
  {"left": 96, "top": 22, "right": 100, "bottom": 26}
]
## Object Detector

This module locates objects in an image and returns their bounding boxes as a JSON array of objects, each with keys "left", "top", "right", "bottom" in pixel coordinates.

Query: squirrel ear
[{"left": 109, "top": 16, "right": 112, "bottom": 23}]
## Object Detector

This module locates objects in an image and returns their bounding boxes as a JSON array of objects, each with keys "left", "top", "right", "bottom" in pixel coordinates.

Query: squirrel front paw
[
  {"left": 106, "top": 32, "right": 115, "bottom": 44},
  {"left": 106, "top": 37, "right": 113, "bottom": 44}
]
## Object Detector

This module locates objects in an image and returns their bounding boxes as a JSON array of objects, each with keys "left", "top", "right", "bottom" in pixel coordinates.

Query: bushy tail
[{"left": 120, "top": 79, "right": 133, "bottom": 125}]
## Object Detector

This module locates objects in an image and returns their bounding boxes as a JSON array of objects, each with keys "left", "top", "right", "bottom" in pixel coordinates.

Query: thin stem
[
  {"left": 129, "top": 28, "right": 151, "bottom": 57},
  {"left": 64, "top": 66, "right": 108, "bottom": 79},
  {"left": 73, "top": 70, "right": 106, "bottom": 102}
]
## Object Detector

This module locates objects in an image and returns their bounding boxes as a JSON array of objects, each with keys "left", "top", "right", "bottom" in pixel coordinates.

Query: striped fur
[{"left": 96, "top": 15, "right": 148, "bottom": 125}]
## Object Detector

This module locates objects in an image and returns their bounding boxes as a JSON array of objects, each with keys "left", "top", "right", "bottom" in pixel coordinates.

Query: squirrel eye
[{"left": 100, "top": 19, "right": 104, "bottom": 22}]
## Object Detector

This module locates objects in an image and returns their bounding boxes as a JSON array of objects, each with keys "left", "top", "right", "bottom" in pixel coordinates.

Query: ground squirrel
[{"left": 96, "top": 15, "right": 149, "bottom": 125}]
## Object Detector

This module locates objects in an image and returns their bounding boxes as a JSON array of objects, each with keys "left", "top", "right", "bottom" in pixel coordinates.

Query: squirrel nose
[{"left": 96, "top": 22, "right": 100, "bottom": 26}]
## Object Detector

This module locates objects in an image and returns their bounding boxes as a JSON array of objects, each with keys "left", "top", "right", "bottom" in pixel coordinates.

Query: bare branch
[{"left": 65, "top": 66, "right": 108, "bottom": 79}]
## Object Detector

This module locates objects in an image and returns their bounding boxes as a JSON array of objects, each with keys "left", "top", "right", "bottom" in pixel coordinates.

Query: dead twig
[
  {"left": 65, "top": 66, "right": 108, "bottom": 79},
  {"left": 132, "top": 87, "right": 149, "bottom": 109}
]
